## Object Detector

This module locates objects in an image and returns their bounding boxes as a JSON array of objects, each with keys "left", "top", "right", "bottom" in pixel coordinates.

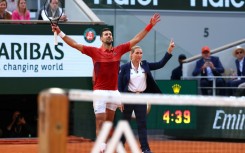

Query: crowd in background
[
  {"left": 0, "top": 0, "right": 30, "bottom": 20},
  {"left": 0, "top": 0, "right": 67, "bottom": 22},
  {"left": 172, "top": 46, "right": 245, "bottom": 96},
  {"left": 193, "top": 45, "right": 245, "bottom": 96}
]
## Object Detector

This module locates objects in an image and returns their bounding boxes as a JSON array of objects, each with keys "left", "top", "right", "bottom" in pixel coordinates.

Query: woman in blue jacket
[{"left": 118, "top": 40, "right": 175, "bottom": 153}]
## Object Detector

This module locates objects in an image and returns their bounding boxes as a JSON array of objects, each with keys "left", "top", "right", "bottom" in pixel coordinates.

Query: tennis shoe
[{"left": 142, "top": 150, "right": 153, "bottom": 153}]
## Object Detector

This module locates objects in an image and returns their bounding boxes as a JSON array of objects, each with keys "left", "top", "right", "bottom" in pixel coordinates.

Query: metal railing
[
  {"left": 182, "top": 76, "right": 245, "bottom": 96},
  {"left": 183, "top": 38, "right": 245, "bottom": 64}
]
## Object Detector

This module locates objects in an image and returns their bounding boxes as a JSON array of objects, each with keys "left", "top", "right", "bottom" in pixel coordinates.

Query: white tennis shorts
[{"left": 93, "top": 90, "right": 121, "bottom": 114}]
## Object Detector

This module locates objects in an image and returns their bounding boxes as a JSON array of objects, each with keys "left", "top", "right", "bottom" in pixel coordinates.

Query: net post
[{"left": 38, "top": 88, "right": 68, "bottom": 153}]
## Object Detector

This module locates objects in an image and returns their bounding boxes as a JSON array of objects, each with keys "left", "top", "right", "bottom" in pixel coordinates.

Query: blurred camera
[
  {"left": 14, "top": 114, "right": 23, "bottom": 124},
  {"left": 205, "top": 58, "right": 211, "bottom": 62}
]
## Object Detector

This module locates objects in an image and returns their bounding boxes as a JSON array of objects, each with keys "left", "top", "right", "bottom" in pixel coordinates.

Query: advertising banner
[
  {"left": 83, "top": 0, "right": 245, "bottom": 12},
  {"left": 0, "top": 24, "right": 112, "bottom": 94},
  {"left": 153, "top": 80, "right": 245, "bottom": 140},
  {"left": 0, "top": 24, "right": 111, "bottom": 77}
]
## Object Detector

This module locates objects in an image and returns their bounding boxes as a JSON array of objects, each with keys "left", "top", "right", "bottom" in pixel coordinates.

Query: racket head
[{"left": 43, "top": 0, "right": 64, "bottom": 25}]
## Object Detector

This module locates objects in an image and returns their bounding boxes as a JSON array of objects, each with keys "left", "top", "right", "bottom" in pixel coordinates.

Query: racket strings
[{"left": 43, "top": 0, "right": 63, "bottom": 25}]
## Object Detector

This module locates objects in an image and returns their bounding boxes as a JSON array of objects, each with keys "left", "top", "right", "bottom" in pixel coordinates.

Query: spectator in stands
[
  {"left": 192, "top": 46, "right": 225, "bottom": 95},
  {"left": 11, "top": 0, "right": 30, "bottom": 21},
  {"left": 171, "top": 54, "right": 187, "bottom": 80},
  {"left": 40, "top": 0, "right": 67, "bottom": 21},
  {"left": 6, "top": 111, "right": 34, "bottom": 138},
  {"left": 0, "top": 0, "right": 12, "bottom": 19},
  {"left": 6, "top": 0, "right": 16, "bottom": 13},
  {"left": 226, "top": 46, "right": 245, "bottom": 96}
]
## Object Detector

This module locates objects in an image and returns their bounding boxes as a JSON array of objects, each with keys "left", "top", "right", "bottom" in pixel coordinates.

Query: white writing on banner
[
  {"left": 191, "top": 0, "right": 245, "bottom": 8},
  {"left": 0, "top": 35, "right": 102, "bottom": 77},
  {"left": 94, "top": 0, "right": 158, "bottom": 6},
  {"left": 93, "top": 0, "right": 245, "bottom": 8},
  {"left": 213, "top": 110, "right": 245, "bottom": 130}
]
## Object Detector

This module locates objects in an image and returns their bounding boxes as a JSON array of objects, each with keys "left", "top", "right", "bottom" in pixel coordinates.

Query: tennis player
[{"left": 51, "top": 13, "right": 160, "bottom": 153}]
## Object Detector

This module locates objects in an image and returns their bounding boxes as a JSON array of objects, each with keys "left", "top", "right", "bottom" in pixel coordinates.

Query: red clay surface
[{"left": 0, "top": 137, "right": 244, "bottom": 153}]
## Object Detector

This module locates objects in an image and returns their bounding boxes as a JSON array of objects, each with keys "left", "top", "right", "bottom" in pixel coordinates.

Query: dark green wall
[{"left": 0, "top": 77, "right": 95, "bottom": 139}]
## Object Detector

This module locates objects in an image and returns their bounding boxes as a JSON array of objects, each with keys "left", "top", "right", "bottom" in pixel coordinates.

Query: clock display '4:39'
[
  {"left": 163, "top": 110, "right": 191, "bottom": 124},
  {"left": 161, "top": 107, "right": 196, "bottom": 129}
]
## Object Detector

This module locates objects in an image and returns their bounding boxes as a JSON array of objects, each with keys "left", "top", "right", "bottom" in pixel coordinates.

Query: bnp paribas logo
[
  {"left": 84, "top": 28, "right": 96, "bottom": 43},
  {"left": 172, "top": 84, "right": 181, "bottom": 94}
]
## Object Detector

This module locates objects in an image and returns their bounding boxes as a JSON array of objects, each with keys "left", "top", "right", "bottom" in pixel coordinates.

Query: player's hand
[
  {"left": 150, "top": 13, "right": 160, "bottom": 26},
  {"left": 167, "top": 39, "right": 175, "bottom": 54},
  {"left": 51, "top": 24, "right": 61, "bottom": 34}
]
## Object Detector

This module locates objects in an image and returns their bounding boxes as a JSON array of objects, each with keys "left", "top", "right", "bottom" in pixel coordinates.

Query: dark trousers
[
  {"left": 121, "top": 104, "right": 150, "bottom": 151},
  {"left": 226, "top": 79, "right": 245, "bottom": 96},
  {"left": 200, "top": 78, "right": 225, "bottom": 95}
]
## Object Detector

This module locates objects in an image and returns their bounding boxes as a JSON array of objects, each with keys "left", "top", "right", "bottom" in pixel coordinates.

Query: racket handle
[{"left": 54, "top": 31, "right": 58, "bottom": 45}]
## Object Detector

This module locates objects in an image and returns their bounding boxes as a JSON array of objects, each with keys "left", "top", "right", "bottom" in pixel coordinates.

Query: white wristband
[{"left": 58, "top": 31, "right": 66, "bottom": 38}]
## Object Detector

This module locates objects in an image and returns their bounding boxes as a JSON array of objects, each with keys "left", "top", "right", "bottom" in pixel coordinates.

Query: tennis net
[{"left": 38, "top": 88, "right": 245, "bottom": 153}]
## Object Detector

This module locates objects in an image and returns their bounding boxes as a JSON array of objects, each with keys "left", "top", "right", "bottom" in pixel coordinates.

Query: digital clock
[
  {"left": 163, "top": 110, "right": 191, "bottom": 124},
  {"left": 161, "top": 106, "right": 196, "bottom": 129}
]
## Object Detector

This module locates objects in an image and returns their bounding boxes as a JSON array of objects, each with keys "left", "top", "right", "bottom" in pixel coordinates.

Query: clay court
[{"left": 0, "top": 136, "right": 244, "bottom": 153}]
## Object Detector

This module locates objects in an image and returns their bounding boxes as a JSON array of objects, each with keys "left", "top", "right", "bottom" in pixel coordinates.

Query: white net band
[{"left": 64, "top": 89, "right": 245, "bottom": 107}]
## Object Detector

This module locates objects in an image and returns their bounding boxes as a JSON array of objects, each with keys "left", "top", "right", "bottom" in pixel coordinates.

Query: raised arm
[
  {"left": 148, "top": 40, "right": 175, "bottom": 70},
  {"left": 129, "top": 13, "right": 160, "bottom": 48},
  {"left": 167, "top": 39, "right": 175, "bottom": 54},
  {"left": 51, "top": 25, "right": 83, "bottom": 51}
]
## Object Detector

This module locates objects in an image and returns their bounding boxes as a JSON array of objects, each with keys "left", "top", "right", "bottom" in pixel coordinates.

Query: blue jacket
[
  {"left": 192, "top": 56, "right": 224, "bottom": 77},
  {"left": 235, "top": 58, "right": 245, "bottom": 80},
  {"left": 118, "top": 52, "right": 172, "bottom": 93}
]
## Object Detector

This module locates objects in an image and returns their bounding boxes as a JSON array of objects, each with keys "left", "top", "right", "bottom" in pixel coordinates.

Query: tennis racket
[{"left": 43, "top": 0, "right": 64, "bottom": 45}]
